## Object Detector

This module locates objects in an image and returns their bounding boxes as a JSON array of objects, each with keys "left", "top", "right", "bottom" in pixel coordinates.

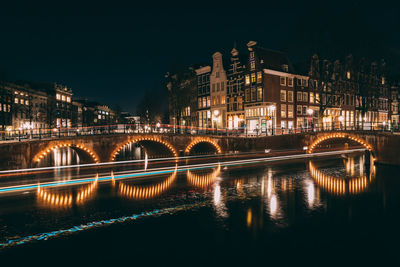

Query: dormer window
[{"left": 282, "top": 64, "right": 289, "bottom": 72}]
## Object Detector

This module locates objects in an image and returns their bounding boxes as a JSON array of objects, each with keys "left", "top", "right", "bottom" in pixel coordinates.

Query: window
[
  {"left": 20, "top": 99, "right": 24, "bottom": 105},
  {"left": 251, "top": 88, "right": 256, "bottom": 101},
  {"left": 302, "top": 79, "right": 307, "bottom": 86},
  {"left": 245, "top": 75, "right": 250, "bottom": 85},
  {"left": 302, "top": 106, "right": 307, "bottom": 115},
  {"left": 203, "top": 97, "right": 207, "bottom": 107},
  {"left": 61, "top": 95, "right": 65, "bottom": 101},
  {"left": 310, "top": 92, "right": 314, "bottom": 103},
  {"left": 280, "top": 77, "right": 286, "bottom": 86},
  {"left": 281, "top": 104, "right": 286, "bottom": 118},
  {"left": 15, "top": 98, "right": 19, "bottom": 104},
  {"left": 212, "top": 84, "right": 215, "bottom": 92},
  {"left": 288, "top": 105, "right": 294, "bottom": 118},
  {"left": 297, "top": 92, "right": 302, "bottom": 102},
  {"left": 217, "top": 83, "right": 220, "bottom": 91},
  {"left": 245, "top": 89, "right": 250, "bottom": 102},
  {"left": 257, "top": 72, "right": 262, "bottom": 83},
  {"left": 221, "top": 95, "right": 226, "bottom": 104},
  {"left": 347, "top": 71, "right": 350, "bottom": 79},
  {"left": 315, "top": 93, "right": 320, "bottom": 103},
  {"left": 25, "top": 100, "right": 29, "bottom": 105},
  {"left": 382, "top": 77, "right": 385, "bottom": 85},
  {"left": 14, "top": 91, "right": 18, "bottom": 95},
  {"left": 216, "top": 72, "right": 220, "bottom": 78},
  {"left": 207, "top": 96, "right": 210, "bottom": 107},
  {"left": 282, "top": 64, "right": 289, "bottom": 72},
  {"left": 281, "top": 120, "right": 286, "bottom": 129},
  {"left": 66, "top": 96, "right": 71, "bottom": 103},
  {"left": 251, "top": 73, "right": 256, "bottom": 83},
  {"left": 288, "top": 91, "right": 294, "bottom": 102},
  {"left": 297, "top": 79, "right": 302, "bottom": 86},
  {"left": 288, "top": 77, "right": 293, "bottom": 87},
  {"left": 303, "top": 92, "right": 308, "bottom": 102},
  {"left": 257, "top": 87, "right": 262, "bottom": 101},
  {"left": 220, "top": 81, "right": 224, "bottom": 91},
  {"left": 198, "top": 98, "right": 202, "bottom": 108},
  {"left": 297, "top": 106, "right": 302, "bottom": 115},
  {"left": 250, "top": 61, "right": 255, "bottom": 70},
  {"left": 280, "top": 90, "right": 286, "bottom": 102},
  {"left": 250, "top": 52, "right": 254, "bottom": 59},
  {"left": 56, "top": 94, "right": 61, "bottom": 100}
]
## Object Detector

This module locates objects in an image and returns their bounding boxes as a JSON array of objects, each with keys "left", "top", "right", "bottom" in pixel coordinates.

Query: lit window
[
  {"left": 15, "top": 98, "right": 19, "bottom": 104},
  {"left": 207, "top": 96, "right": 210, "bottom": 107},
  {"left": 25, "top": 100, "right": 29, "bottom": 105},
  {"left": 288, "top": 77, "right": 293, "bottom": 87},
  {"left": 257, "top": 72, "right": 262, "bottom": 83},
  {"left": 310, "top": 92, "right": 314, "bottom": 103},
  {"left": 347, "top": 71, "right": 351, "bottom": 79},
  {"left": 382, "top": 77, "right": 385, "bottom": 85},
  {"left": 315, "top": 93, "right": 320, "bottom": 103},
  {"left": 20, "top": 99, "right": 24, "bottom": 104},
  {"left": 66, "top": 96, "right": 71, "bottom": 103},
  {"left": 14, "top": 91, "right": 18, "bottom": 95},
  {"left": 281, "top": 104, "right": 286, "bottom": 118},
  {"left": 288, "top": 91, "right": 294, "bottom": 102},
  {"left": 198, "top": 98, "right": 202, "bottom": 108},
  {"left": 251, "top": 73, "right": 256, "bottom": 83},
  {"left": 280, "top": 77, "right": 286, "bottom": 86},
  {"left": 280, "top": 90, "right": 286, "bottom": 102},
  {"left": 288, "top": 105, "right": 293, "bottom": 118},
  {"left": 282, "top": 64, "right": 289, "bottom": 72},
  {"left": 245, "top": 75, "right": 250, "bottom": 85},
  {"left": 203, "top": 97, "right": 207, "bottom": 107},
  {"left": 56, "top": 94, "right": 61, "bottom": 100},
  {"left": 221, "top": 95, "right": 226, "bottom": 104},
  {"left": 98, "top": 114, "right": 101, "bottom": 119},
  {"left": 62, "top": 95, "right": 65, "bottom": 101}
]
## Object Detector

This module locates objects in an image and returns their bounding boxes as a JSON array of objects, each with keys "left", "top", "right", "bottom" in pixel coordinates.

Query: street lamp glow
[
  {"left": 156, "top": 122, "right": 161, "bottom": 128},
  {"left": 307, "top": 108, "right": 313, "bottom": 116},
  {"left": 213, "top": 110, "right": 220, "bottom": 117},
  {"left": 269, "top": 105, "right": 276, "bottom": 111}
]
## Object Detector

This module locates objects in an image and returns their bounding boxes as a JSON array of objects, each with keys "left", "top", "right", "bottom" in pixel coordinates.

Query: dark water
[{"left": 1, "top": 153, "right": 400, "bottom": 265}]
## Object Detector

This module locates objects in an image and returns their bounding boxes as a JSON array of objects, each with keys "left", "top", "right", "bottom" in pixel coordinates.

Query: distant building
[
  {"left": 227, "top": 45, "right": 246, "bottom": 130},
  {"left": 210, "top": 52, "right": 227, "bottom": 129},
  {"left": 195, "top": 66, "right": 211, "bottom": 129}
]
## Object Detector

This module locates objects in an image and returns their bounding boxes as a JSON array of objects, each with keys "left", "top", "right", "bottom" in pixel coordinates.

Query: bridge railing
[{"left": 0, "top": 122, "right": 399, "bottom": 142}]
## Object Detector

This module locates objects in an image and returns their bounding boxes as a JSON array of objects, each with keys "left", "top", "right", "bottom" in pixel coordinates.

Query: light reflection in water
[
  {"left": 309, "top": 155, "right": 375, "bottom": 196},
  {"left": 118, "top": 167, "right": 178, "bottom": 200},
  {"left": 36, "top": 175, "right": 98, "bottom": 208},
  {"left": 186, "top": 164, "right": 221, "bottom": 188}
]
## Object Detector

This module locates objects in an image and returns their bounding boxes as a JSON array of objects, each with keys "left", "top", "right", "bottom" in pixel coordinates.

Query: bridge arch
[
  {"left": 110, "top": 136, "right": 178, "bottom": 161},
  {"left": 185, "top": 138, "right": 222, "bottom": 155},
  {"left": 187, "top": 164, "right": 221, "bottom": 188},
  {"left": 33, "top": 143, "right": 100, "bottom": 165},
  {"left": 307, "top": 133, "right": 374, "bottom": 155}
]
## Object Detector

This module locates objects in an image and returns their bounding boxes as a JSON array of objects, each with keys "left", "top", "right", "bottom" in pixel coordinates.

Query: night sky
[{"left": 1, "top": 2, "right": 399, "bottom": 114}]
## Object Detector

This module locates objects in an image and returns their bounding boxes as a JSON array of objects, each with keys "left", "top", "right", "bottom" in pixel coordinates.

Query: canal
[{"left": 1, "top": 152, "right": 400, "bottom": 265}]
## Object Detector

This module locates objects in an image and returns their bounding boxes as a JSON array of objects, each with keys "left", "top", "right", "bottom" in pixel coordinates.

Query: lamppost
[
  {"left": 269, "top": 105, "right": 276, "bottom": 135},
  {"left": 307, "top": 108, "right": 314, "bottom": 132}
]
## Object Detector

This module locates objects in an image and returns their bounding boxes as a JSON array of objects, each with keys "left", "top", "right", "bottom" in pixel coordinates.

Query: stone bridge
[{"left": 0, "top": 131, "right": 399, "bottom": 170}]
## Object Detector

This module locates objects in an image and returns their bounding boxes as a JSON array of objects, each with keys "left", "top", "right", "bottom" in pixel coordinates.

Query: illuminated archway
[
  {"left": 307, "top": 133, "right": 374, "bottom": 155},
  {"left": 118, "top": 168, "right": 177, "bottom": 200},
  {"left": 185, "top": 138, "right": 222, "bottom": 155},
  {"left": 110, "top": 136, "right": 178, "bottom": 161},
  {"left": 309, "top": 161, "right": 375, "bottom": 196},
  {"left": 187, "top": 164, "right": 221, "bottom": 188},
  {"left": 34, "top": 143, "right": 100, "bottom": 164}
]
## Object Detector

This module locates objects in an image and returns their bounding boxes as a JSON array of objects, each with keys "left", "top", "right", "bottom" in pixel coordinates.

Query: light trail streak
[{"left": 0, "top": 149, "right": 366, "bottom": 194}]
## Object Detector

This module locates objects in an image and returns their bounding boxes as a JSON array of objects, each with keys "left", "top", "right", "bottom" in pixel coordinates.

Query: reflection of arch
[
  {"left": 185, "top": 138, "right": 222, "bottom": 154},
  {"left": 37, "top": 175, "right": 98, "bottom": 208},
  {"left": 307, "top": 133, "right": 374, "bottom": 156},
  {"left": 34, "top": 143, "right": 100, "bottom": 164},
  {"left": 118, "top": 167, "right": 177, "bottom": 200},
  {"left": 309, "top": 161, "right": 374, "bottom": 195},
  {"left": 111, "top": 136, "right": 178, "bottom": 161},
  {"left": 187, "top": 164, "right": 221, "bottom": 188}
]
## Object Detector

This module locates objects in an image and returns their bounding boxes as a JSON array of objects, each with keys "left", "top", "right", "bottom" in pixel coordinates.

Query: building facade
[
  {"left": 210, "top": 52, "right": 227, "bottom": 130},
  {"left": 195, "top": 66, "right": 211, "bottom": 129}
]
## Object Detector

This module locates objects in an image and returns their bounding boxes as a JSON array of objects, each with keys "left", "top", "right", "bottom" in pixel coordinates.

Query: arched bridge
[{"left": 0, "top": 131, "right": 399, "bottom": 169}]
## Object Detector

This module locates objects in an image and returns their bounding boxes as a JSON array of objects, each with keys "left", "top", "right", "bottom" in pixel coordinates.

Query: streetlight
[{"left": 269, "top": 105, "right": 276, "bottom": 135}]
